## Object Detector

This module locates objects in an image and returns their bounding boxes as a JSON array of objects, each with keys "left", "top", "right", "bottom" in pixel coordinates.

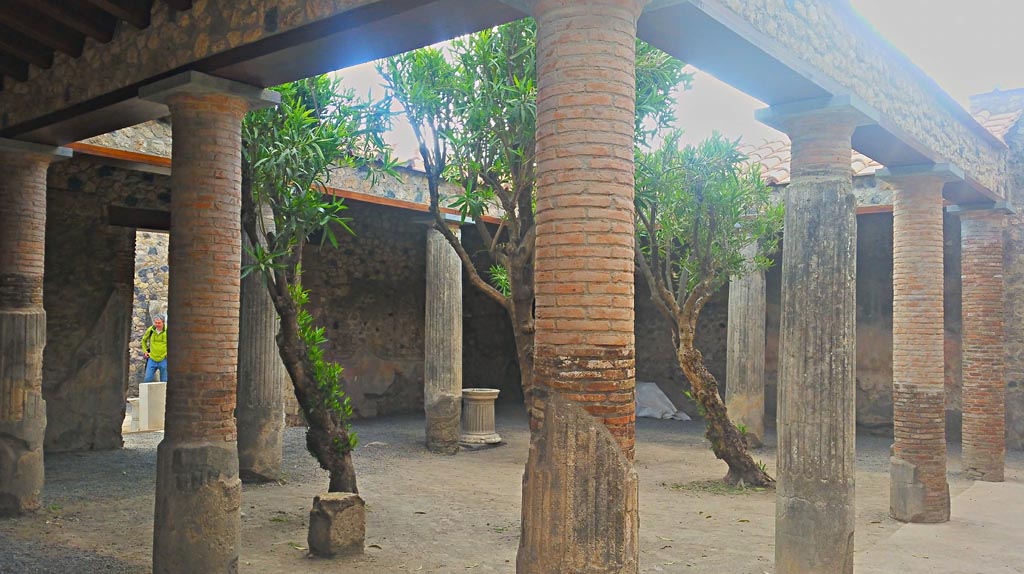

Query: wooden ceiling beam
[
  {"left": 0, "top": 52, "right": 28, "bottom": 82},
  {"left": 85, "top": 0, "right": 153, "bottom": 30},
  {"left": 0, "top": 5, "right": 85, "bottom": 58},
  {"left": 16, "top": 0, "right": 118, "bottom": 44},
  {"left": 0, "top": 24, "right": 54, "bottom": 69},
  {"left": 163, "top": 0, "right": 192, "bottom": 11}
]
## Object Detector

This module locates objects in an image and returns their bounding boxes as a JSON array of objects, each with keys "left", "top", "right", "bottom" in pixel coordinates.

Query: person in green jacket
[{"left": 142, "top": 315, "right": 168, "bottom": 383}]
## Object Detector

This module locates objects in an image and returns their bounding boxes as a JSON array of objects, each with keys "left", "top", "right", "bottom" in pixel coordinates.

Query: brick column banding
[
  {"left": 724, "top": 242, "right": 766, "bottom": 449},
  {"left": 140, "top": 72, "right": 278, "bottom": 574},
  {"left": 959, "top": 209, "right": 1007, "bottom": 482},
  {"left": 424, "top": 224, "right": 462, "bottom": 454},
  {"left": 519, "top": 1, "right": 646, "bottom": 573},
  {"left": 757, "top": 99, "right": 871, "bottom": 574},
  {"left": 237, "top": 211, "right": 287, "bottom": 482},
  {"left": 0, "top": 140, "right": 69, "bottom": 517},
  {"left": 882, "top": 166, "right": 958, "bottom": 522}
]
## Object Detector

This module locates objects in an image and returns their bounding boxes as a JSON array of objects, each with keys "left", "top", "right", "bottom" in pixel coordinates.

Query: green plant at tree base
[{"left": 240, "top": 74, "right": 396, "bottom": 493}]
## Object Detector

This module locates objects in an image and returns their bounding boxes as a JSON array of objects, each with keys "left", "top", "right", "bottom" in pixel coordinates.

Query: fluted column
[
  {"left": 140, "top": 72, "right": 278, "bottom": 574},
  {"left": 237, "top": 208, "right": 287, "bottom": 482},
  {"left": 0, "top": 139, "right": 70, "bottom": 517},
  {"left": 879, "top": 165, "right": 959, "bottom": 523},
  {"left": 958, "top": 208, "right": 1007, "bottom": 481},
  {"left": 519, "top": 1, "right": 646, "bottom": 573},
  {"left": 757, "top": 97, "right": 873, "bottom": 574},
  {"left": 724, "top": 242, "right": 766, "bottom": 448},
  {"left": 424, "top": 224, "right": 462, "bottom": 454}
]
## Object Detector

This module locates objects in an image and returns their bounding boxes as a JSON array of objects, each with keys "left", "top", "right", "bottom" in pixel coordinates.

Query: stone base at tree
[{"left": 308, "top": 492, "right": 365, "bottom": 557}]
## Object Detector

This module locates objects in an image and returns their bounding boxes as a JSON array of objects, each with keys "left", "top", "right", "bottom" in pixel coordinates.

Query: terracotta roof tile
[{"left": 972, "top": 109, "right": 1023, "bottom": 142}]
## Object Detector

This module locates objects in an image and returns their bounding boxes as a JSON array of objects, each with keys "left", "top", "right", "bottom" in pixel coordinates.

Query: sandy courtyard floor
[{"left": 2, "top": 406, "right": 1021, "bottom": 573}]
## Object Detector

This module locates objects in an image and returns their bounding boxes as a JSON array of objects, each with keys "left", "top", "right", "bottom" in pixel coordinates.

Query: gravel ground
[{"left": 1, "top": 406, "right": 1021, "bottom": 574}]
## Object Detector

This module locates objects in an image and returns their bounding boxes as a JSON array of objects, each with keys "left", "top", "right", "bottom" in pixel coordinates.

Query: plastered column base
[
  {"left": 153, "top": 440, "right": 241, "bottom": 574},
  {"left": 0, "top": 309, "right": 46, "bottom": 517}
]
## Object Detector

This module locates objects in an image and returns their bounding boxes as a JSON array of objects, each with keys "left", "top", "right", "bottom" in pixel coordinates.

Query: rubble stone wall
[{"left": 44, "top": 159, "right": 170, "bottom": 451}]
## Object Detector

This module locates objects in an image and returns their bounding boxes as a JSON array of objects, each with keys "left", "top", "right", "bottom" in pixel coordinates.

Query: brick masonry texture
[
  {"left": 0, "top": 150, "right": 50, "bottom": 309},
  {"left": 891, "top": 179, "right": 949, "bottom": 521},
  {"left": 960, "top": 210, "right": 1006, "bottom": 481},
  {"left": 162, "top": 92, "right": 248, "bottom": 444},
  {"left": 532, "top": 0, "right": 645, "bottom": 459}
]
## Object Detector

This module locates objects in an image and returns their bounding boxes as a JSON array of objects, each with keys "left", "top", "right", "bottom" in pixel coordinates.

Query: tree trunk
[
  {"left": 275, "top": 297, "right": 359, "bottom": 495},
  {"left": 508, "top": 249, "right": 535, "bottom": 409},
  {"left": 675, "top": 341, "right": 774, "bottom": 487}
]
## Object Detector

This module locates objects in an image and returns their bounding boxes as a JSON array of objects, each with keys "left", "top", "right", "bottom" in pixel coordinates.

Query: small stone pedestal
[
  {"left": 139, "top": 382, "right": 166, "bottom": 431},
  {"left": 308, "top": 493, "right": 365, "bottom": 557},
  {"left": 461, "top": 388, "right": 501, "bottom": 445}
]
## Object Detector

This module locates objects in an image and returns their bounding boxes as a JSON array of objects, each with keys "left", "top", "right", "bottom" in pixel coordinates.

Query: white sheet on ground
[{"left": 636, "top": 382, "right": 691, "bottom": 420}]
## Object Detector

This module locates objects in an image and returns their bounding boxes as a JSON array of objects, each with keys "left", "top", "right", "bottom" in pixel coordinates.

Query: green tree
[
  {"left": 240, "top": 75, "right": 395, "bottom": 493},
  {"left": 634, "top": 131, "right": 782, "bottom": 487},
  {"left": 380, "top": 20, "right": 690, "bottom": 404}
]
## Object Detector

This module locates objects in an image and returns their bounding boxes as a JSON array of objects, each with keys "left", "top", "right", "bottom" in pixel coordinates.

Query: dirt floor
[{"left": 2, "top": 405, "right": 1022, "bottom": 574}]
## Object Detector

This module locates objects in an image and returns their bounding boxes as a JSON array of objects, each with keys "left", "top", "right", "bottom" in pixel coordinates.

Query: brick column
[
  {"left": 958, "top": 208, "right": 1007, "bottom": 482},
  {"left": 725, "top": 242, "right": 766, "bottom": 448},
  {"left": 424, "top": 223, "right": 462, "bottom": 454},
  {"left": 0, "top": 139, "right": 70, "bottom": 517},
  {"left": 237, "top": 208, "right": 287, "bottom": 482},
  {"left": 757, "top": 97, "right": 873, "bottom": 574},
  {"left": 880, "top": 165, "right": 960, "bottom": 523},
  {"left": 140, "top": 72, "right": 278, "bottom": 574},
  {"left": 518, "top": 1, "right": 645, "bottom": 573}
]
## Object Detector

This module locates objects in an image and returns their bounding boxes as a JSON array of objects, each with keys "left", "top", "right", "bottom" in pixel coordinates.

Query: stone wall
[
  {"left": 43, "top": 158, "right": 170, "bottom": 451},
  {"left": 300, "top": 202, "right": 429, "bottom": 419}
]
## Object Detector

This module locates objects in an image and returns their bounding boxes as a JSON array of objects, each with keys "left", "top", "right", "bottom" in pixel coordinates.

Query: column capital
[
  {"left": 139, "top": 71, "right": 280, "bottom": 110},
  {"left": 755, "top": 94, "right": 879, "bottom": 136},
  {"left": 876, "top": 162, "right": 964, "bottom": 187},
  {"left": 0, "top": 138, "right": 72, "bottom": 160},
  {"left": 948, "top": 201, "right": 1016, "bottom": 217}
]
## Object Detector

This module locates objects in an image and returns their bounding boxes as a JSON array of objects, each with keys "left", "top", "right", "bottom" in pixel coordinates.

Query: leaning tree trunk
[
  {"left": 240, "top": 184, "right": 358, "bottom": 494},
  {"left": 508, "top": 244, "right": 536, "bottom": 408},
  {"left": 274, "top": 295, "right": 359, "bottom": 494},
  {"left": 676, "top": 338, "right": 774, "bottom": 487}
]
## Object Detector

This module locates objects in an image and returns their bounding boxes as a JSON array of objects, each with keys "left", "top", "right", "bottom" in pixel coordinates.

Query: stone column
[
  {"left": 725, "top": 242, "right": 766, "bottom": 448},
  {"left": 879, "top": 165, "right": 960, "bottom": 523},
  {"left": 0, "top": 139, "right": 70, "bottom": 517},
  {"left": 958, "top": 208, "right": 1007, "bottom": 481},
  {"left": 237, "top": 211, "right": 287, "bottom": 482},
  {"left": 140, "top": 72, "right": 278, "bottom": 574},
  {"left": 519, "top": 1, "right": 645, "bottom": 573},
  {"left": 756, "top": 97, "right": 873, "bottom": 574},
  {"left": 424, "top": 223, "right": 463, "bottom": 454}
]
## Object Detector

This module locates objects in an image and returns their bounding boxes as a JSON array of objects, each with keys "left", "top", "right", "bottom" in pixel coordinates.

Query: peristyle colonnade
[{"left": 0, "top": 1, "right": 1016, "bottom": 573}]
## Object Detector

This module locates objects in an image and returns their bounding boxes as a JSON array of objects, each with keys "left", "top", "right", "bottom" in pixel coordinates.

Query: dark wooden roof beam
[
  {"left": 17, "top": 0, "right": 118, "bottom": 44},
  {"left": 85, "top": 0, "right": 153, "bottom": 30},
  {"left": 0, "top": 53, "right": 28, "bottom": 82},
  {"left": 164, "top": 0, "right": 192, "bottom": 11},
  {"left": 0, "top": 24, "right": 54, "bottom": 69},
  {"left": 0, "top": 5, "right": 85, "bottom": 57}
]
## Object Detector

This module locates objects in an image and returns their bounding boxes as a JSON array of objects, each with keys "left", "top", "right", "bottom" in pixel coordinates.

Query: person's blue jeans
[{"left": 144, "top": 358, "right": 167, "bottom": 383}]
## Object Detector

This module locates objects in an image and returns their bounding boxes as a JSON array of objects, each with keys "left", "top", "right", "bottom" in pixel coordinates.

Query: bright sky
[{"left": 336, "top": 0, "right": 1024, "bottom": 162}]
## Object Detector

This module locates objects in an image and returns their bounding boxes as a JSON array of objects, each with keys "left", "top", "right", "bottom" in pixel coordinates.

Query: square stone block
[
  {"left": 139, "top": 382, "right": 166, "bottom": 431},
  {"left": 308, "top": 492, "right": 365, "bottom": 557},
  {"left": 127, "top": 398, "right": 141, "bottom": 433}
]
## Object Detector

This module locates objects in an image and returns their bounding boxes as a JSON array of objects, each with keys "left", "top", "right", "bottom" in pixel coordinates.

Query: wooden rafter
[
  {"left": 0, "top": 4, "right": 85, "bottom": 57},
  {"left": 17, "top": 0, "right": 118, "bottom": 44},
  {"left": 0, "top": 52, "right": 28, "bottom": 82},
  {"left": 0, "top": 23, "right": 54, "bottom": 69},
  {"left": 85, "top": 0, "right": 153, "bottom": 30},
  {"left": 164, "top": 0, "right": 193, "bottom": 11}
]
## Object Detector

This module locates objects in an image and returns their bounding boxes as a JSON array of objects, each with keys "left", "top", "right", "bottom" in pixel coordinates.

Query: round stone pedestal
[{"left": 461, "top": 388, "right": 501, "bottom": 445}]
